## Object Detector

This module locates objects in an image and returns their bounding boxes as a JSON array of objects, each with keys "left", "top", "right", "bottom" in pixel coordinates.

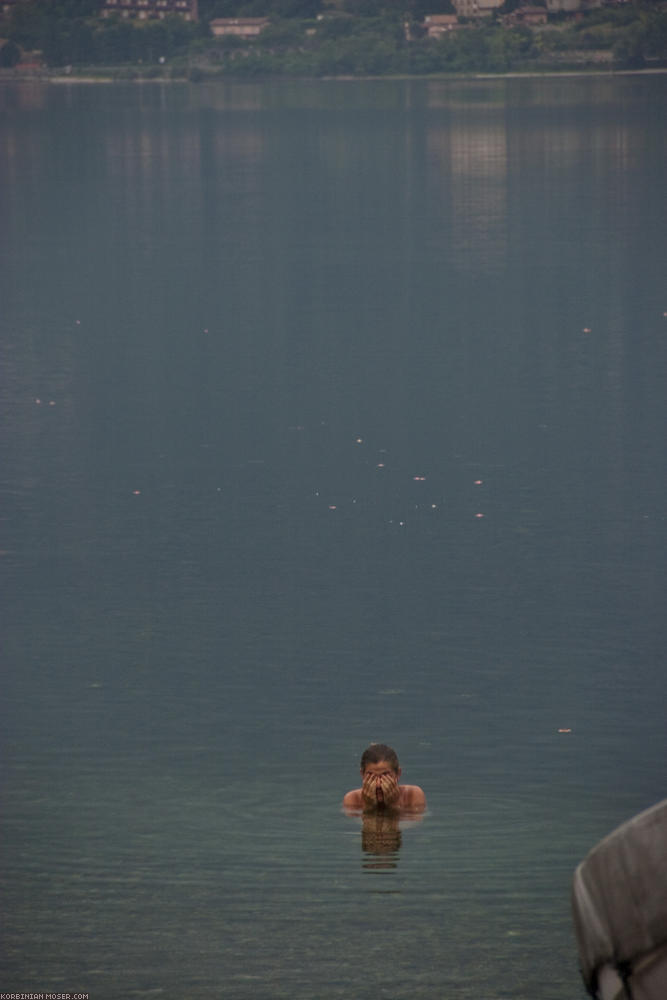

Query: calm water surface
[{"left": 1, "top": 74, "right": 667, "bottom": 999}]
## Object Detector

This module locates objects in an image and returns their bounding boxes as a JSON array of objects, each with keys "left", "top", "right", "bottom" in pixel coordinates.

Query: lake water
[{"left": 1, "top": 73, "right": 666, "bottom": 1000}]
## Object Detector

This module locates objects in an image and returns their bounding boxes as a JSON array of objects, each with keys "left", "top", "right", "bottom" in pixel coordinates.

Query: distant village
[
  {"left": 87, "top": 0, "right": 635, "bottom": 26},
  {"left": 202, "top": 0, "right": 636, "bottom": 42},
  {"left": 0, "top": 0, "right": 640, "bottom": 36},
  {"left": 0, "top": 0, "right": 663, "bottom": 76}
]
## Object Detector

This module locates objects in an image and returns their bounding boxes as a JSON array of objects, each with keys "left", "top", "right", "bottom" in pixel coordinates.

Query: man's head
[
  {"left": 360, "top": 743, "right": 400, "bottom": 777},
  {"left": 359, "top": 744, "right": 402, "bottom": 807}
]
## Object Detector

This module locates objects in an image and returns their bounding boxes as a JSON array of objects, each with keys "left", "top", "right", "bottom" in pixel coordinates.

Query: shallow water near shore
[{"left": 1, "top": 74, "right": 667, "bottom": 999}]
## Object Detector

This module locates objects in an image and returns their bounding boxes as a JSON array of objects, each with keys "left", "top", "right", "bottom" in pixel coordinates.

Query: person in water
[{"left": 342, "top": 743, "right": 426, "bottom": 814}]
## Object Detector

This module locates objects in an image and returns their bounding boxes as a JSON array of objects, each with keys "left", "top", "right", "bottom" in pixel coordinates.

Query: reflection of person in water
[
  {"left": 342, "top": 743, "right": 426, "bottom": 815},
  {"left": 361, "top": 810, "right": 403, "bottom": 869}
]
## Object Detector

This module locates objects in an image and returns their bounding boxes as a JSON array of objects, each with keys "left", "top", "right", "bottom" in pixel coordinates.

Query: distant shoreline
[{"left": 3, "top": 66, "right": 667, "bottom": 86}]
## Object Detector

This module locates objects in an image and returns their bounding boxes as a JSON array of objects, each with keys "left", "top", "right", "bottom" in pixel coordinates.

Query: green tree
[
  {"left": 641, "top": 11, "right": 667, "bottom": 60},
  {"left": 612, "top": 24, "right": 645, "bottom": 68},
  {"left": 409, "top": 0, "right": 454, "bottom": 16},
  {"left": 0, "top": 39, "right": 21, "bottom": 67},
  {"left": 488, "top": 24, "right": 533, "bottom": 69},
  {"left": 5, "top": 1, "right": 53, "bottom": 50},
  {"left": 199, "top": 0, "right": 243, "bottom": 18},
  {"left": 92, "top": 18, "right": 138, "bottom": 64},
  {"left": 433, "top": 25, "right": 489, "bottom": 71}
]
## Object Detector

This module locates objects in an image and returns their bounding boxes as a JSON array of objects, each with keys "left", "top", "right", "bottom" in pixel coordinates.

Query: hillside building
[
  {"left": 510, "top": 5, "right": 548, "bottom": 24},
  {"left": 422, "top": 13, "right": 461, "bottom": 37},
  {"left": 101, "top": 0, "right": 199, "bottom": 20},
  {"left": 545, "top": 0, "right": 603, "bottom": 10},
  {"left": 452, "top": 0, "right": 503, "bottom": 17},
  {"left": 210, "top": 17, "right": 270, "bottom": 37}
]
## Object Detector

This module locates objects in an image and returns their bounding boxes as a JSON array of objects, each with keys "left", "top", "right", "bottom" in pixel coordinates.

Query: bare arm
[
  {"left": 400, "top": 784, "right": 427, "bottom": 812},
  {"left": 342, "top": 788, "right": 364, "bottom": 812}
]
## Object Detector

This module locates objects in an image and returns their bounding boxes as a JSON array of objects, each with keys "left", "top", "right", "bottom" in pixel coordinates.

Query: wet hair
[{"left": 360, "top": 743, "right": 400, "bottom": 772}]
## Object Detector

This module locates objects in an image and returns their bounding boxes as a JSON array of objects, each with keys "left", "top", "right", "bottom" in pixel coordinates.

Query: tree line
[{"left": 1, "top": 0, "right": 666, "bottom": 75}]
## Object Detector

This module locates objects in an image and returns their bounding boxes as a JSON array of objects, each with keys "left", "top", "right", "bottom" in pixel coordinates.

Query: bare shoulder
[
  {"left": 399, "top": 784, "right": 427, "bottom": 812},
  {"left": 342, "top": 788, "right": 363, "bottom": 811}
]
